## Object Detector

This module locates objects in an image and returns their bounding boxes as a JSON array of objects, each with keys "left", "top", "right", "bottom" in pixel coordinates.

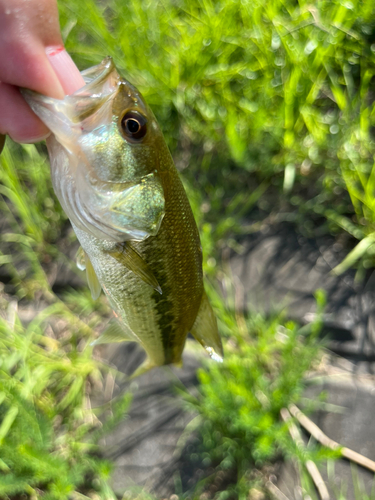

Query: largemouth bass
[{"left": 23, "top": 57, "right": 223, "bottom": 376}]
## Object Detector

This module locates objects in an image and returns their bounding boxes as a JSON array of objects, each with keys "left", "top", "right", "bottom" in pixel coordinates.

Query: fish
[{"left": 22, "top": 57, "right": 223, "bottom": 377}]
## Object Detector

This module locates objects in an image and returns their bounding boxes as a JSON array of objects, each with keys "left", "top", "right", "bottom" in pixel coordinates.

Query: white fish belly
[{"left": 73, "top": 224, "right": 166, "bottom": 366}]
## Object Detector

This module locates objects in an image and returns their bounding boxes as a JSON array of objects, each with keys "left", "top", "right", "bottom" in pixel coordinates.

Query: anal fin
[
  {"left": 191, "top": 290, "right": 223, "bottom": 362},
  {"left": 128, "top": 358, "right": 156, "bottom": 379},
  {"left": 91, "top": 318, "right": 137, "bottom": 345},
  {"left": 108, "top": 242, "right": 162, "bottom": 294}
]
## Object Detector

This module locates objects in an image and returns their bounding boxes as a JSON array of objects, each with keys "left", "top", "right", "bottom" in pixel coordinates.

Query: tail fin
[{"left": 191, "top": 290, "right": 223, "bottom": 362}]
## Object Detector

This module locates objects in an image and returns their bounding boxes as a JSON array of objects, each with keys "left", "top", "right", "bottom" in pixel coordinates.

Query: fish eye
[{"left": 120, "top": 111, "right": 147, "bottom": 141}]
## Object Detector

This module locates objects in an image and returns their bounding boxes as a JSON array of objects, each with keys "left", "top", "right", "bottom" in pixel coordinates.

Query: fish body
[
  {"left": 71, "top": 155, "right": 203, "bottom": 368},
  {"left": 23, "top": 57, "right": 222, "bottom": 374}
]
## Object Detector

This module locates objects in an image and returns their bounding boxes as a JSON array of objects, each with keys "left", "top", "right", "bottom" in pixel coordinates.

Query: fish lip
[
  {"left": 80, "top": 56, "right": 116, "bottom": 88},
  {"left": 21, "top": 56, "right": 122, "bottom": 144},
  {"left": 21, "top": 56, "right": 120, "bottom": 111},
  {"left": 21, "top": 87, "right": 51, "bottom": 103},
  {"left": 21, "top": 56, "right": 116, "bottom": 100}
]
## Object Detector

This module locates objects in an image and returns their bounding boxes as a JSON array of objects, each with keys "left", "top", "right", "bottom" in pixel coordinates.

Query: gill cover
[{"left": 22, "top": 57, "right": 165, "bottom": 242}]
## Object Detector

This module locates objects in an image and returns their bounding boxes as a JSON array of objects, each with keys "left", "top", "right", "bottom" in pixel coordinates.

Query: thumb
[{"left": 46, "top": 46, "right": 85, "bottom": 95}]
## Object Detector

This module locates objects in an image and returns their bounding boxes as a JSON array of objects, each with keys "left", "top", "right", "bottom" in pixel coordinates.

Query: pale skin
[{"left": 0, "top": 0, "right": 84, "bottom": 143}]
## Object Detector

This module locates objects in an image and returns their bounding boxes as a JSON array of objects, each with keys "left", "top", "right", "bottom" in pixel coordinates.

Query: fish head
[{"left": 22, "top": 57, "right": 167, "bottom": 241}]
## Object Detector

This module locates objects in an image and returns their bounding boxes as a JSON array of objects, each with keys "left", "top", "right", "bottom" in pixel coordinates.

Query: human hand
[{"left": 0, "top": 0, "right": 84, "bottom": 144}]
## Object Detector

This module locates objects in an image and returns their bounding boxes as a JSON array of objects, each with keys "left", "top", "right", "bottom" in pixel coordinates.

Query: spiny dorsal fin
[
  {"left": 91, "top": 318, "right": 137, "bottom": 345},
  {"left": 108, "top": 243, "right": 162, "bottom": 294},
  {"left": 191, "top": 290, "right": 223, "bottom": 362}
]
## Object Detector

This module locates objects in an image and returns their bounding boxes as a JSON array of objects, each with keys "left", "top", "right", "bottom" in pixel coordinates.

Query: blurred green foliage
[{"left": 59, "top": 0, "right": 375, "bottom": 267}]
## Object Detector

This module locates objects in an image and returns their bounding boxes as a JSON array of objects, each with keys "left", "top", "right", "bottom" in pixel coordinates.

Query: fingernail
[{"left": 45, "top": 46, "right": 85, "bottom": 95}]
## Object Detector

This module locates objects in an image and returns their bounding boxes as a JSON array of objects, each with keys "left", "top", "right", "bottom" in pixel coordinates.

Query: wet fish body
[
  {"left": 71, "top": 161, "right": 203, "bottom": 368},
  {"left": 23, "top": 58, "right": 222, "bottom": 375}
]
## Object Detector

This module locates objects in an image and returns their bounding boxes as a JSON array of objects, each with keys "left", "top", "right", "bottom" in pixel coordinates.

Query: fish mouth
[
  {"left": 22, "top": 55, "right": 119, "bottom": 108},
  {"left": 80, "top": 56, "right": 118, "bottom": 89},
  {"left": 21, "top": 57, "right": 121, "bottom": 154}
]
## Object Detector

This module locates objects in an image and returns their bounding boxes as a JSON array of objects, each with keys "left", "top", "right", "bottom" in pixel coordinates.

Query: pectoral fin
[
  {"left": 109, "top": 243, "right": 162, "bottom": 294},
  {"left": 191, "top": 291, "right": 223, "bottom": 362},
  {"left": 91, "top": 318, "right": 137, "bottom": 345},
  {"left": 108, "top": 172, "right": 165, "bottom": 238}
]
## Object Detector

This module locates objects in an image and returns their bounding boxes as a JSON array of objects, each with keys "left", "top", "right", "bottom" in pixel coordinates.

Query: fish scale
[{"left": 22, "top": 57, "right": 223, "bottom": 376}]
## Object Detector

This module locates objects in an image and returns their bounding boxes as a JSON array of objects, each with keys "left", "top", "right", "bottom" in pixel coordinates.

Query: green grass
[
  {"left": 172, "top": 290, "right": 331, "bottom": 499},
  {"left": 0, "top": 297, "right": 131, "bottom": 499},
  {"left": 1, "top": 0, "right": 375, "bottom": 498}
]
